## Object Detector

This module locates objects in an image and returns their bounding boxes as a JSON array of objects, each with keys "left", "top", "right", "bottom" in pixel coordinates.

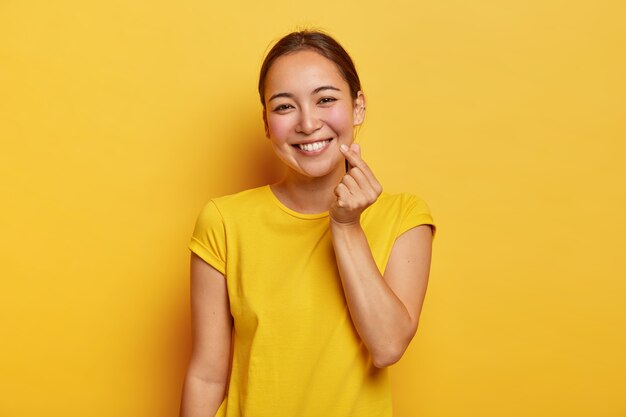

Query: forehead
[{"left": 264, "top": 49, "right": 348, "bottom": 93}]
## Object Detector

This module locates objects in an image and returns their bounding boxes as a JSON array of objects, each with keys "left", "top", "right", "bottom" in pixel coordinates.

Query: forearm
[
  {"left": 330, "top": 221, "right": 414, "bottom": 368},
  {"left": 180, "top": 374, "right": 226, "bottom": 417}
]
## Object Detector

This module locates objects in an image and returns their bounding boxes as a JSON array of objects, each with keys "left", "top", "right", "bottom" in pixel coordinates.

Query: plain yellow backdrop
[{"left": 1, "top": 0, "right": 625, "bottom": 416}]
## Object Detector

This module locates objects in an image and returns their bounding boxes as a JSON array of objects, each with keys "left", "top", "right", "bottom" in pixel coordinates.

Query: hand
[{"left": 330, "top": 143, "right": 383, "bottom": 226}]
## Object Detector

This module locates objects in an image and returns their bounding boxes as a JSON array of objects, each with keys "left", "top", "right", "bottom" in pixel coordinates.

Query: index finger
[
  {"left": 340, "top": 144, "right": 367, "bottom": 169},
  {"left": 339, "top": 144, "right": 378, "bottom": 184}
]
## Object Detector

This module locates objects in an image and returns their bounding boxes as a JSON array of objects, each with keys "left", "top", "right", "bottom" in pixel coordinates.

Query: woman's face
[{"left": 263, "top": 49, "right": 365, "bottom": 180}]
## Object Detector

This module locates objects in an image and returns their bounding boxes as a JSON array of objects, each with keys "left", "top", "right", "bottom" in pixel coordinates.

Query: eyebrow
[
  {"left": 313, "top": 85, "right": 341, "bottom": 94},
  {"left": 268, "top": 85, "right": 341, "bottom": 102}
]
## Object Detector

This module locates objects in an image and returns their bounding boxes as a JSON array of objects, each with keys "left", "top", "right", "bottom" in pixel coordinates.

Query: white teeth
[{"left": 297, "top": 139, "right": 330, "bottom": 152}]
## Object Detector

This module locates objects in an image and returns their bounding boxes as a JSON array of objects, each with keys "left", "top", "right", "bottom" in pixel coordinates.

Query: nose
[{"left": 296, "top": 106, "right": 322, "bottom": 135}]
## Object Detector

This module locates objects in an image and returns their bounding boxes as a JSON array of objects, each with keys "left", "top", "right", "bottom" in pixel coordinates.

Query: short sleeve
[
  {"left": 398, "top": 194, "right": 437, "bottom": 240},
  {"left": 188, "top": 200, "right": 227, "bottom": 275}
]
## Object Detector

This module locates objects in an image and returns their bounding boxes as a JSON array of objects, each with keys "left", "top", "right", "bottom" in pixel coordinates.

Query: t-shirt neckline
[{"left": 264, "top": 185, "right": 330, "bottom": 220}]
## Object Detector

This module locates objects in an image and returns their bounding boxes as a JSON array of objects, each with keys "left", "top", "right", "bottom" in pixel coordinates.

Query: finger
[
  {"left": 347, "top": 144, "right": 361, "bottom": 172},
  {"left": 334, "top": 183, "right": 350, "bottom": 207},
  {"left": 339, "top": 144, "right": 377, "bottom": 184},
  {"left": 348, "top": 167, "right": 376, "bottom": 196},
  {"left": 351, "top": 143, "right": 361, "bottom": 158},
  {"left": 340, "top": 144, "right": 383, "bottom": 195},
  {"left": 341, "top": 173, "right": 360, "bottom": 193},
  {"left": 344, "top": 145, "right": 383, "bottom": 194},
  {"left": 334, "top": 182, "right": 350, "bottom": 198},
  {"left": 340, "top": 144, "right": 365, "bottom": 168}
]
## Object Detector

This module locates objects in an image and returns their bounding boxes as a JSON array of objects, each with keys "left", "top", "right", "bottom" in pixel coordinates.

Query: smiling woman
[{"left": 180, "top": 30, "right": 437, "bottom": 417}]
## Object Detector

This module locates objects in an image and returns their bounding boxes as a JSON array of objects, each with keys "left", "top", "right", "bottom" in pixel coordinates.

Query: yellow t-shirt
[{"left": 189, "top": 185, "right": 436, "bottom": 417}]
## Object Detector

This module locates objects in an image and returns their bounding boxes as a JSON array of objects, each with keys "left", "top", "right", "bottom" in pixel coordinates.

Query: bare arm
[
  {"left": 330, "top": 222, "right": 432, "bottom": 368},
  {"left": 330, "top": 144, "right": 434, "bottom": 368},
  {"left": 180, "top": 253, "right": 232, "bottom": 417}
]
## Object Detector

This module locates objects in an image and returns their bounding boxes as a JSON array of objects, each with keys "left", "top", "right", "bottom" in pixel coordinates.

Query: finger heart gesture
[{"left": 330, "top": 143, "right": 383, "bottom": 226}]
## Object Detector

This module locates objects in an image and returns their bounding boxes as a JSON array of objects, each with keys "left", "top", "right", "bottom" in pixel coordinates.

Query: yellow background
[{"left": 1, "top": 0, "right": 625, "bottom": 416}]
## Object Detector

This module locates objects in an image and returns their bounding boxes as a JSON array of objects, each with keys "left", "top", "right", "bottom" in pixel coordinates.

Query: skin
[{"left": 180, "top": 49, "right": 434, "bottom": 416}]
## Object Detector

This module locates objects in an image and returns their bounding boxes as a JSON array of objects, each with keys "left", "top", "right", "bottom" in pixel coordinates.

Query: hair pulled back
[{"left": 258, "top": 30, "right": 362, "bottom": 108}]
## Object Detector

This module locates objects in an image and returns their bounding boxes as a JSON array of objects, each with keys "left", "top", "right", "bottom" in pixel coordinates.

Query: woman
[{"left": 180, "top": 30, "right": 436, "bottom": 417}]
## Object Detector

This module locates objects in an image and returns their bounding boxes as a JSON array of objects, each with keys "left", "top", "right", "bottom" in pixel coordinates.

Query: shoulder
[
  {"left": 192, "top": 185, "right": 269, "bottom": 228},
  {"left": 202, "top": 185, "right": 269, "bottom": 215},
  {"left": 369, "top": 191, "right": 431, "bottom": 214},
  {"left": 365, "top": 191, "right": 437, "bottom": 238},
  {"left": 210, "top": 185, "right": 268, "bottom": 205}
]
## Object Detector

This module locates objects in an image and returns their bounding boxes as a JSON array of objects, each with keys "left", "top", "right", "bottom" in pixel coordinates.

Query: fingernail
[{"left": 340, "top": 144, "right": 348, "bottom": 152}]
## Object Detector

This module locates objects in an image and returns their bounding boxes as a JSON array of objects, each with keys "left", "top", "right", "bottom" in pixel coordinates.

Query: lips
[{"left": 293, "top": 138, "right": 333, "bottom": 152}]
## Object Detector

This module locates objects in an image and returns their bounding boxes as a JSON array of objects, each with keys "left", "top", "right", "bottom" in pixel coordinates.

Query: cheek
[
  {"left": 324, "top": 105, "right": 354, "bottom": 133},
  {"left": 267, "top": 116, "right": 291, "bottom": 140}
]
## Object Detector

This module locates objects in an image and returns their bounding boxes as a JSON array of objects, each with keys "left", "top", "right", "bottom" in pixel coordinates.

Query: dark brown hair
[{"left": 258, "top": 30, "right": 362, "bottom": 108}]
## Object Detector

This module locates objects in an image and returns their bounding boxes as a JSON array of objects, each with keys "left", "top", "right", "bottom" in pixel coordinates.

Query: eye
[
  {"left": 318, "top": 97, "right": 337, "bottom": 105},
  {"left": 272, "top": 103, "right": 295, "bottom": 112}
]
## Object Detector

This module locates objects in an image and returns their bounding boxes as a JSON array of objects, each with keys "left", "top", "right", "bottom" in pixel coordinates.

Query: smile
[{"left": 293, "top": 139, "right": 333, "bottom": 153}]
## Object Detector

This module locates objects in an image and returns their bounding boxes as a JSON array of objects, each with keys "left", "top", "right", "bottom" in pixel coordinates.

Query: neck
[{"left": 271, "top": 166, "right": 345, "bottom": 214}]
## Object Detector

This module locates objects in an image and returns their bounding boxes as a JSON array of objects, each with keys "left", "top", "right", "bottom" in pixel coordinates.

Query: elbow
[
  {"left": 370, "top": 339, "right": 410, "bottom": 369},
  {"left": 371, "top": 351, "right": 402, "bottom": 368},
  {"left": 370, "top": 323, "right": 419, "bottom": 369}
]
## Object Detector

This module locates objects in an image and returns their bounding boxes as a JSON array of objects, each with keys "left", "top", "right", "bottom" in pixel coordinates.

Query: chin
[{"left": 295, "top": 160, "right": 344, "bottom": 179}]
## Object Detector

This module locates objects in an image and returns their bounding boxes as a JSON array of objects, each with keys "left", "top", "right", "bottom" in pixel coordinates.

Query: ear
[
  {"left": 353, "top": 91, "right": 366, "bottom": 126},
  {"left": 262, "top": 109, "right": 270, "bottom": 138}
]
